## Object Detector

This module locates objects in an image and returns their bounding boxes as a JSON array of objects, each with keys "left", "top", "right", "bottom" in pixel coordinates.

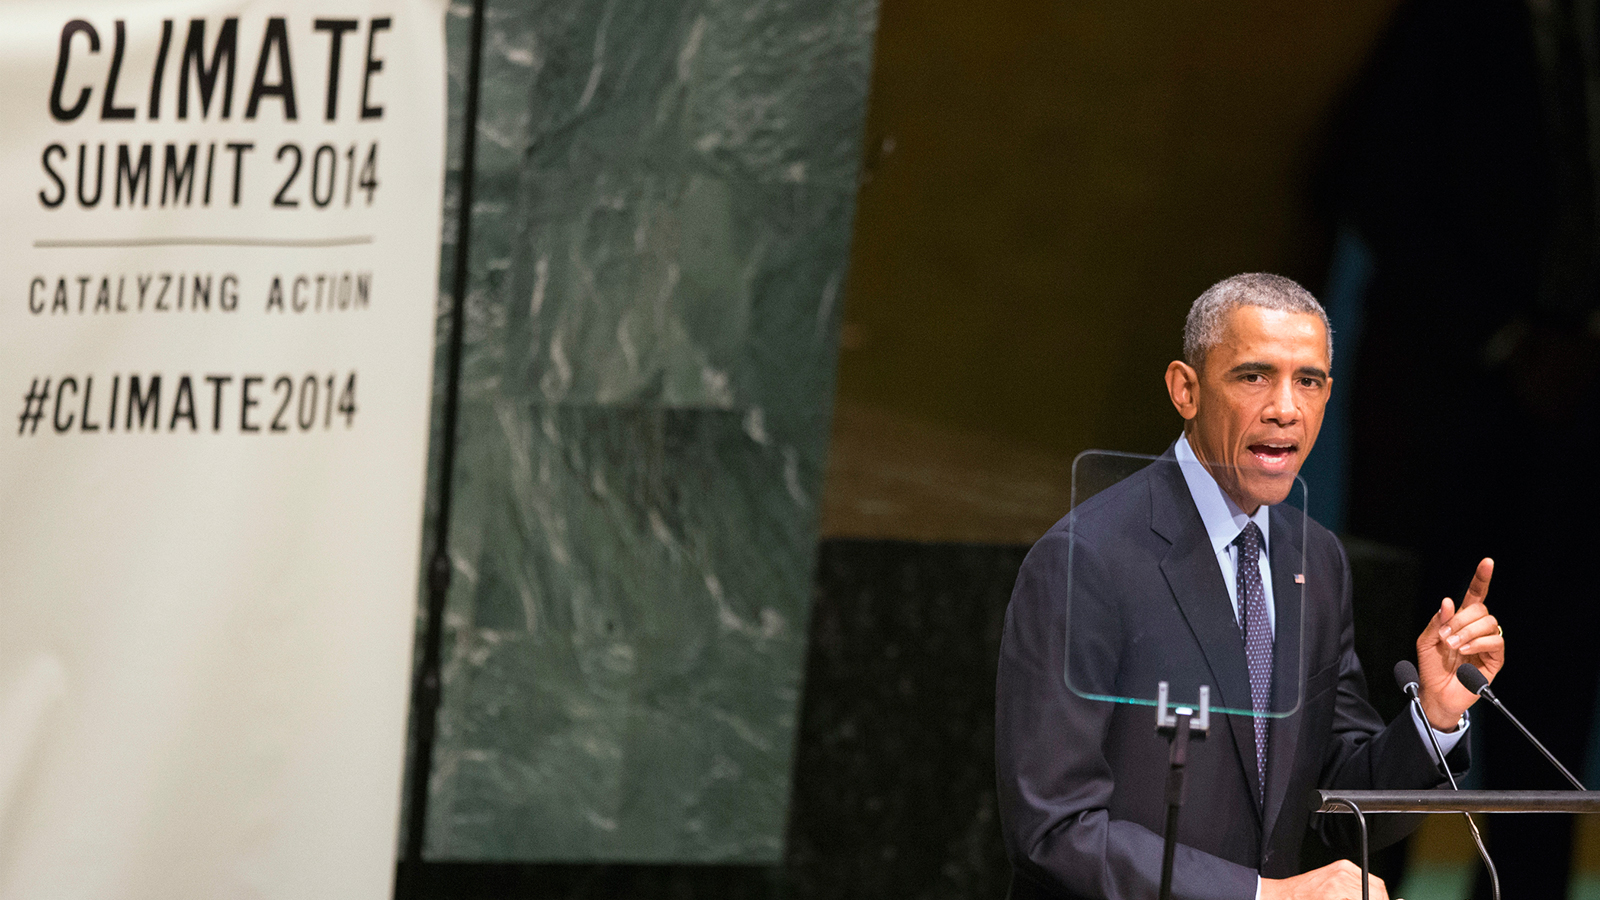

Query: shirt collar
[{"left": 1175, "top": 433, "right": 1271, "bottom": 559}]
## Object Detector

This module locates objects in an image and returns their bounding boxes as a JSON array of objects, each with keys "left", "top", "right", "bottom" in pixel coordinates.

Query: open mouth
[{"left": 1248, "top": 443, "right": 1298, "bottom": 469}]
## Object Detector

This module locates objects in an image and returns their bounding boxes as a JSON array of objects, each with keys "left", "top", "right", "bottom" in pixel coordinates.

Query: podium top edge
[{"left": 1317, "top": 790, "right": 1600, "bottom": 814}]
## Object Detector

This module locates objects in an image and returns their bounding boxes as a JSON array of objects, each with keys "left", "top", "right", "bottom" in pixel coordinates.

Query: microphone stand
[
  {"left": 1481, "top": 692, "right": 1585, "bottom": 788},
  {"left": 1458, "top": 663, "right": 1587, "bottom": 791},
  {"left": 1402, "top": 681, "right": 1499, "bottom": 900},
  {"left": 1155, "top": 681, "right": 1210, "bottom": 900}
]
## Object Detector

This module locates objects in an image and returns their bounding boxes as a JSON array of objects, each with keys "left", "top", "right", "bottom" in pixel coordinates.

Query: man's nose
[{"left": 1264, "top": 380, "right": 1300, "bottom": 424}]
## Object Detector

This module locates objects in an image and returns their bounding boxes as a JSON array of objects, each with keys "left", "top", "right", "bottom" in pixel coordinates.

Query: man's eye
[
  {"left": 1299, "top": 377, "right": 1323, "bottom": 388},
  {"left": 1241, "top": 373, "right": 1265, "bottom": 383}
]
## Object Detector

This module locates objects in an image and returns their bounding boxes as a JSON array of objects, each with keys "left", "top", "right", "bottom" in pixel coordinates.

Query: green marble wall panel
[{"left": 419, "top": 0, "right": 877, "bottom": 861}]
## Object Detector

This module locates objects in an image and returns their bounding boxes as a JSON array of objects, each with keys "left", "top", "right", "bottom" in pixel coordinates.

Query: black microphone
[
  {"left": 1393, "top": 661, "right": 1455, "bottom": 785},
  {"left": 1393, "top": 660, "right": 1421, "bottom": 702},
  {"left": 1394, "top": 660, "right": 1464, "bottom": 792},
  {"left": 1396, "top": 660, "right": 1500, "bottom": 900},
  {"left": 1456, "top": 663, "right": 1586, "bottom": 790}
]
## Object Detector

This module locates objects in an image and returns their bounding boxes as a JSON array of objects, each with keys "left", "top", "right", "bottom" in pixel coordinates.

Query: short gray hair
[{"left": 1182, "top": 273, "right": 1332, "bottom": 368}]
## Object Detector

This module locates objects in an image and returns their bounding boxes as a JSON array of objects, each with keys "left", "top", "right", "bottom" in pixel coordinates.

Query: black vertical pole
[{"left": 396, "top": 0, "right": 488, "bottom": 897}]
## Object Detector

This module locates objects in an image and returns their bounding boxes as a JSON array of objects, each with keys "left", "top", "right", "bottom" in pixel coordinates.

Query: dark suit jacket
[{"left": 996, "top": 449, "right": 1460, "bottom": 900}]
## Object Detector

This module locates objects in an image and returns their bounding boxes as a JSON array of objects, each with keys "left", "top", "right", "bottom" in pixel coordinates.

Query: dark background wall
[{"left": 825, "top": 0, "right": 1398, "bottom": 543}]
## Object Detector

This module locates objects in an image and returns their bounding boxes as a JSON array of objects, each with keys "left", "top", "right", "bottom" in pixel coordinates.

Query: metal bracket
[{"left": 1155, "top": 681, "right": 1210, "bottom": 735}]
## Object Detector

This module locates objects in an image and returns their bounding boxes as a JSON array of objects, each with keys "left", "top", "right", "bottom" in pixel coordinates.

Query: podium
[{"left": 1316, "top": 790, "right": 1600, "bottom": 900}]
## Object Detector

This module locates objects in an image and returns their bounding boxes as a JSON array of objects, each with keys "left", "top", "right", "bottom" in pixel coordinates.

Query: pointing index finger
[{"left": 1461, "top": 557, "right": 1494, "bottom": 608}]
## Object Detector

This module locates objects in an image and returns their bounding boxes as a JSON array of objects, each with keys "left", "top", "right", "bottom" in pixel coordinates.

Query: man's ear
[{"left": 1165, "top": 360, "right": 1199, "bottom": 421}]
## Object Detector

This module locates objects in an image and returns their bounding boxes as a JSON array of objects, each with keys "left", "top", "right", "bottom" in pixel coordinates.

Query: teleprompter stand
[
  {"left": 1316, "top": 790, "right": 1600, "bottom": 900},
  {"left": 1156, "top": 681, "right": 1211, "bottom": 900}
]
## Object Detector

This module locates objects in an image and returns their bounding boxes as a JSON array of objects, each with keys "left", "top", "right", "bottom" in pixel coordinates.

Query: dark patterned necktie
[{"left": 1235, "top": 521, "right": 1273, "bottom": 801}]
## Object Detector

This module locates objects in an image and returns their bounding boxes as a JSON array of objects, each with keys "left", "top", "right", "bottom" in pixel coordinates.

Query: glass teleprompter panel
[{"left": 1061, "top": 450, "right": 1309, "bottom": 718}]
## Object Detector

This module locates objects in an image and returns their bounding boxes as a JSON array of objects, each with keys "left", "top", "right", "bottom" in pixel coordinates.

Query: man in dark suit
[{"left": 996, "top": 274, "right": 1504, "bottom": 900}]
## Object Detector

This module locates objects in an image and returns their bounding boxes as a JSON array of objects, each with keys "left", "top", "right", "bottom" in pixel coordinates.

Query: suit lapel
[
  {"left": 1261, "top": 504, "right": 1306, "bottom": 847},
  {"left": 1149, "top": 456, "right": 1262, "bottom": 812}
]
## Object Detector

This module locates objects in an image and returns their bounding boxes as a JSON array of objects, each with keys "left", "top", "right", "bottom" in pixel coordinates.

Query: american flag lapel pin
[{"left": 1294, "top": 574, "right": 1305, "bottom": 584}]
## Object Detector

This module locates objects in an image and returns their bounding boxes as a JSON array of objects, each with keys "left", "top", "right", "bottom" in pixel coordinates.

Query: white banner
[{"left": 0, "top": 2, "right": 446, "bottom": 898}]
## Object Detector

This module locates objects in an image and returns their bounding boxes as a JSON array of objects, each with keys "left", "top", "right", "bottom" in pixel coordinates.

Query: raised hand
[{"left": 1415, "top": 558, "right": 1504, "bottom": 731}]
